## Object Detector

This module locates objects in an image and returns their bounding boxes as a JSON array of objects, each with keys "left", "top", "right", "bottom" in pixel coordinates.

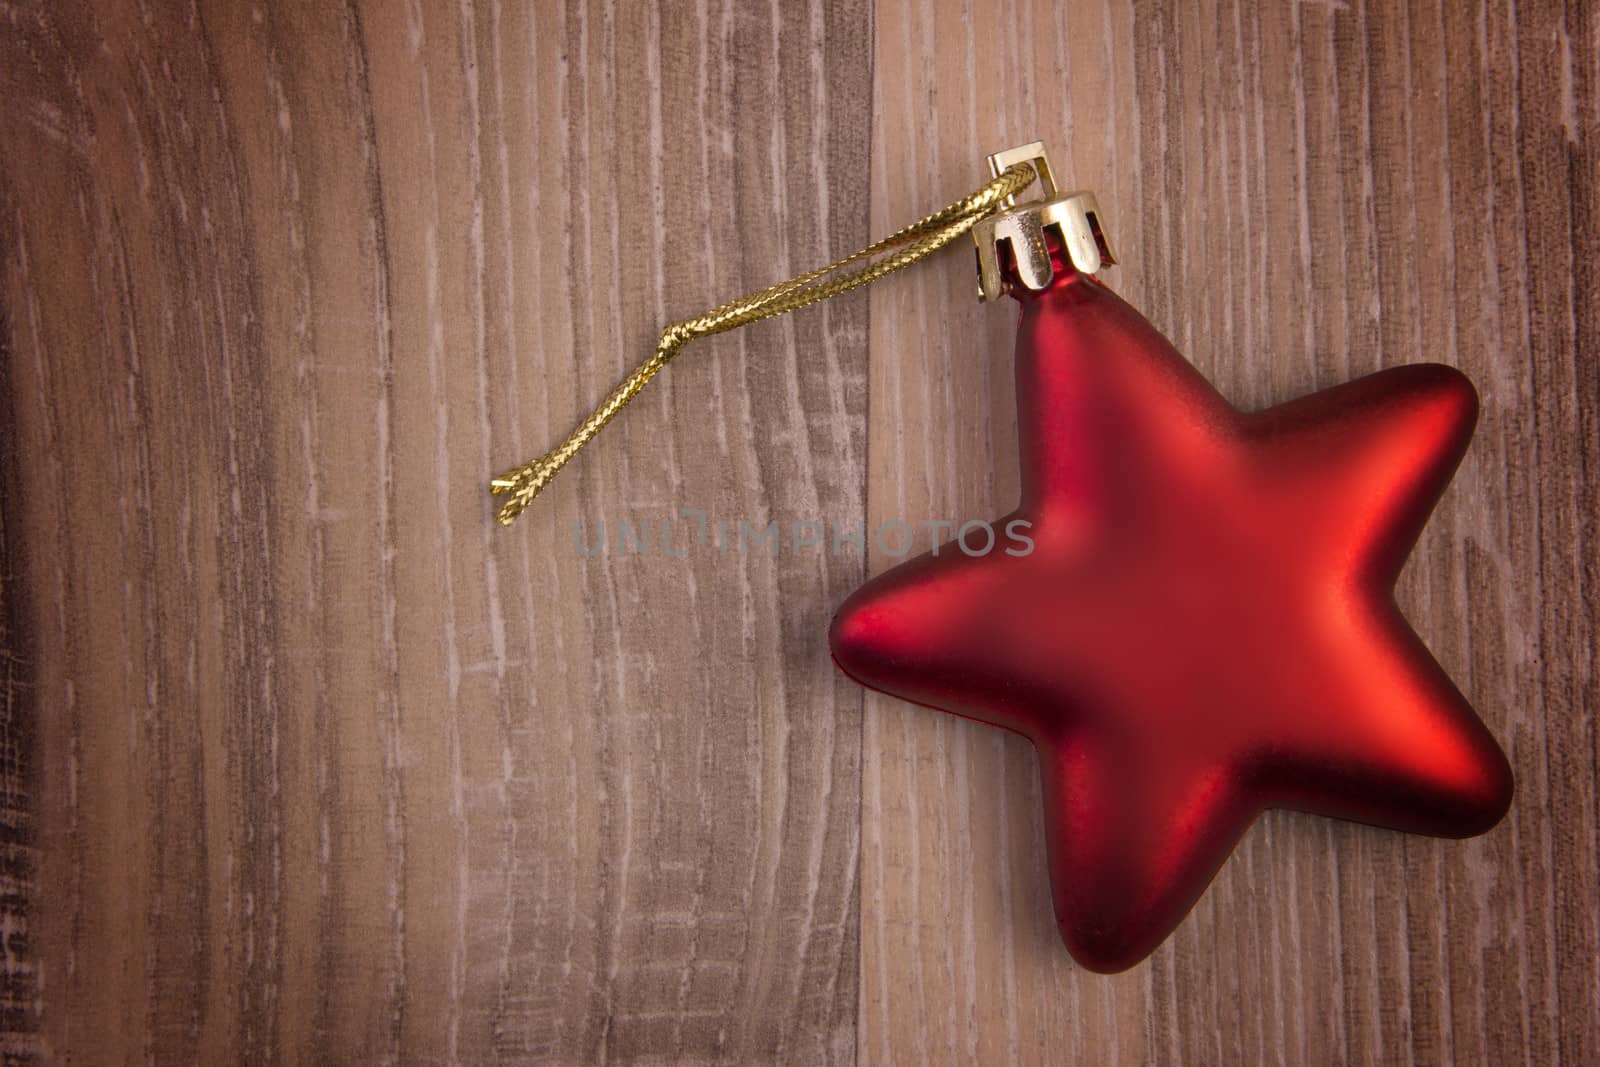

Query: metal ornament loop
[{"left": 973, "top": 141, "right": 1117, "bottom": 301}]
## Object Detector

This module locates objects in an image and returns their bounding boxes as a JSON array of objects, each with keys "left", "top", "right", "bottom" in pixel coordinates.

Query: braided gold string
[{"left": 489, "top": 162, "right": 1038, "bottom": 525}]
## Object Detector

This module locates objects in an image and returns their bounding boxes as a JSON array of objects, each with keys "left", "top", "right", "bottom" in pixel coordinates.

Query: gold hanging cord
[{"left": 490, "top": 161, "right": 1038, "bottom": 525}]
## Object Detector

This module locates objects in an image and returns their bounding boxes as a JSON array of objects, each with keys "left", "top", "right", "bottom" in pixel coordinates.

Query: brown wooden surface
[
  {"left": 865, "top": 2, "right": 1600, "bottom": 1065},
  {"left": 0, "top": 0, "right": 1595, "bottom": 1064},
  {"left": 0, "top": 2, "right": 871, "bottom": 1063}
]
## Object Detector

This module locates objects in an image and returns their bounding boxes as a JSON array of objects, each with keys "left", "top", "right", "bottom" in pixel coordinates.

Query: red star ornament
[{"left": 829, "top": 241, "right": 1513, "bottom": 974}]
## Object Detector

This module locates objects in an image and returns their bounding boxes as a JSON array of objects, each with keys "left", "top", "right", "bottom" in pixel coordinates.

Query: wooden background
[{"left": 0, "top": 0, "right": 1595, "bottom": 1063}]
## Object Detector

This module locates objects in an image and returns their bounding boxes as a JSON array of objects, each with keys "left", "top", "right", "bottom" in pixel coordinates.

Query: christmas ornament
[
  {"left": 490, "top": 141, "right": 1513, "bottom": 974},
  {"left": 829, "top": 144, "right": 1513, "bottom": 971}
]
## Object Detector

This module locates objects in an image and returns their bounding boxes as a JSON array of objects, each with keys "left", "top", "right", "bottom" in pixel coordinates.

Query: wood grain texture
[
  {"left": 0, "top": 1, "right": 869, "bottom": 1063},
  {"left": 1, "top": 0, "right": 1597, "bottom": 1064},
  {"left": 0, "top": 337, "right": 41, "bottom": 1065},
  {"left": 862, "top": 0, "right": 1599, "bottom": 1064}
]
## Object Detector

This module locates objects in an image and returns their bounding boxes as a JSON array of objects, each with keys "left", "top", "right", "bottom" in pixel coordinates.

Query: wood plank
[
  {"left": 862, "top": 0, "right": 1599, "bottom": 1063},
  {"left": 0, "top": 1, "right": 871, "bottom": 1062}
]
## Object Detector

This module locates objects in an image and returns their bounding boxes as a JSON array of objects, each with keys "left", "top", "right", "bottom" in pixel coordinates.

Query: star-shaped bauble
[{"left": 829, "top": 247, "right": 1513, "bottom": 973}]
